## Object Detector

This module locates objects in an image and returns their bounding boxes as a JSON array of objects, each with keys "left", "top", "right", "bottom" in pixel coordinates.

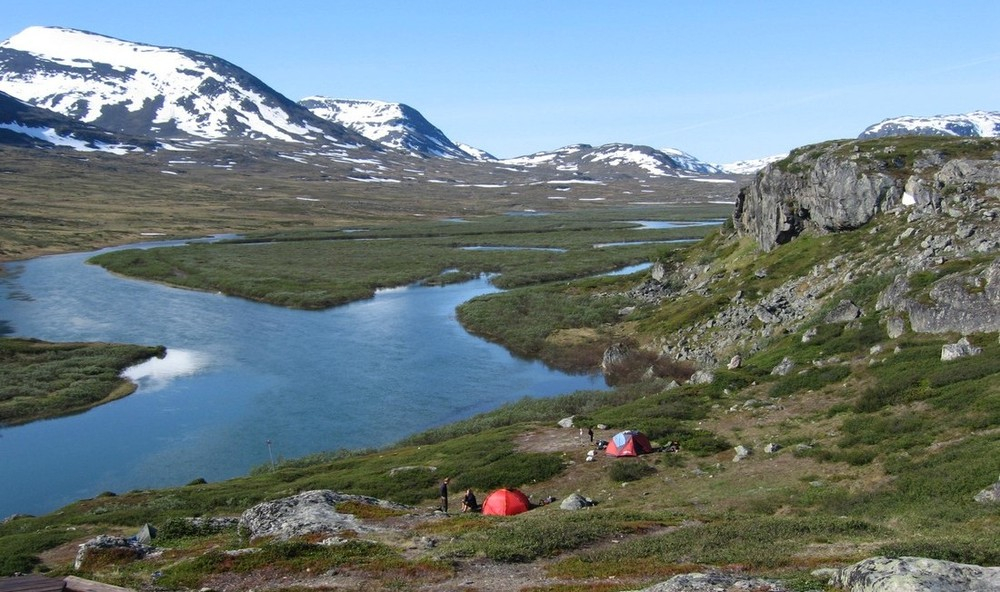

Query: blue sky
[{"left": 4, "top": 1, "right": 999, "bottom": 162}]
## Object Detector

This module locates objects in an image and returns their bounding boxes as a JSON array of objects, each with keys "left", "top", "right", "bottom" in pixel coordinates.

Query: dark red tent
[
  {"left": 481, "top": 488, "right": 531, "bottom": 516},
  {"left": 605, "top": 430, "right": 653, "bottom": 457}
]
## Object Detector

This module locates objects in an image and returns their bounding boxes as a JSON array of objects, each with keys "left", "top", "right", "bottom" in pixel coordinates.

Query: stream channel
[{"left": 0, "top": 236, "right": 620, "bottom": 517}]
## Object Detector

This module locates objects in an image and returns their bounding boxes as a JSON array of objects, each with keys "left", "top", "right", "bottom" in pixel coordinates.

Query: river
[{"left": 0, "top": 237, "right": 609, "bottom": 517}]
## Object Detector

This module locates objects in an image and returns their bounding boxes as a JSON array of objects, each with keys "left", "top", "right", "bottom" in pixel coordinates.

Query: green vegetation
[
  {"left": 87, "top": 209, "right": 724, "bottom": 309},
  {"left": 0, "top": 338, "right": 165, "bottom": 425},
  {"left": 2, "top": 137, "right": 1000, "bottom": 590}
]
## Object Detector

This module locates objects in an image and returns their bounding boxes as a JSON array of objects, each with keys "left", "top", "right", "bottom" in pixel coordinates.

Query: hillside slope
[{"left": 0, "top": 136, "right": 998, "bottom": 591}]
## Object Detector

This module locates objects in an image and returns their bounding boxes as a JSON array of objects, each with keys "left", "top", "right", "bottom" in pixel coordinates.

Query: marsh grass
[
  {"left": 88, "top": 213, "right": 717, "bottom": 310},
  {"left": 0, "top": 338, "right": 165, "bottom": 425}
]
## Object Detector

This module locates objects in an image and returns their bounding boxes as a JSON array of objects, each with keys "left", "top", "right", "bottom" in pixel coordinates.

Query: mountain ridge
[
  {"left": 0, "top": 26, "right": 372, "bottom": 148},
  {"left": 859, "top": 110, "right": 1000, "bottom": 139},
  {"left": 0, "top": 26, "right": 757, "bottom": 178}
]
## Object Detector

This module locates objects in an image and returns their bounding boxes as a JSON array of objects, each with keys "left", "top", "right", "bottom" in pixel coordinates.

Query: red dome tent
[
  {"left": 481, "top": 488, "right": 531, "bottom": 516},
  {"left": 605, "top": 430, "right": 653, "bottom": 457}
]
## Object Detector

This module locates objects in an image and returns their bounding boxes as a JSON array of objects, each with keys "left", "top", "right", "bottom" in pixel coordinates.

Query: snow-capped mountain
[
  {"left": 300, "top": 97, "right": 489, "bottom": 160},
  {"left": 715, "top": 153, "right": 788, "bottom": 175},
  {"left": 0, "top": 88, "right": 155, "bottom": 152},
  {"left": 502, "top": 143, "right": 724, "bottom": 179},
  {"left": 456, "top": 142, "right": 496, "bottom": 161},
  {"left": 0, "top": 26, "right": 369, "bottom": 146},
  {"left": 859, "top": 110, "right": 1000, "bottom": 139}
]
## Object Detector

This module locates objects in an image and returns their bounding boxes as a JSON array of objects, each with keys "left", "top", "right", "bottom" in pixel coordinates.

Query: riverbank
[{"left": 0, "top": 338, "right": 165, "bottom": 426}]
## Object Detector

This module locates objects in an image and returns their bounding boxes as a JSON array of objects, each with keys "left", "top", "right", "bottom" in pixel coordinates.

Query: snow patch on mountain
[
  {"left": 0, "top": 122, "right": 135, "bottom": 153},
  {"left": 716, "top": 154, "right": 787, "bottom": 175},
  {"left": 859, "top": 110, "right": 1000, "bottom": 139},
  {"left": 456, "top": 142, "right": 496, "bottom": 161},
  {"left": 503, "top": 143, "right": 725, "bottom": 179},
  {"left": 300, "top": 96, "right": 483, "bottom": 159},
  {"left": 0, "top": 26, "right": 362, "bottom": 145}
]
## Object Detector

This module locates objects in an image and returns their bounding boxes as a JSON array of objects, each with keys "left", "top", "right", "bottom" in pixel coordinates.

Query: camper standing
[{"left": 439, "top": 477, "right": 450, "bottom": 513}]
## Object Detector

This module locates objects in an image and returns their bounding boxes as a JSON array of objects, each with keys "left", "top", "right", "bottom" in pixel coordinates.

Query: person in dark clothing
[
  {"left": 461, "top": 488, "right": 478, "bottom": 512},
  {"left": 588, "top": 427, "right": 594, "bottom": 443},
  {"left": 439, "top": 477, "right": 450, "bottom": 513}
]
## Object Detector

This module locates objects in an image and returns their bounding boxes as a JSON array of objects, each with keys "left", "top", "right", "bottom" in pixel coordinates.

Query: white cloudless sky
[{"left": 3, "top": 0, "right": 999, "bottom": 163}]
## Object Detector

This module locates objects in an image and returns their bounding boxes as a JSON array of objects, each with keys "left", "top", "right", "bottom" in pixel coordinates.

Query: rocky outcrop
[
  {"left": 878, "top": 257, "right": 1000, "bottom": 335},
  {"left": 238, "top": 490, "right": 411, "bottom": 542},
  {"left": 734, "top": 143, "right": 902, "bottom": 251},
  {"left": 733, "top": 139, "right": 1000, "bottom": 252},
  {"left": 820, "top": 556, "right": 1000, "bottom": 591},
  {"left": 74, "top": 534, "right": 156, "bottom": 570},
  {"left": 625, "top": 571, "right": 789, "bottom": 591}
]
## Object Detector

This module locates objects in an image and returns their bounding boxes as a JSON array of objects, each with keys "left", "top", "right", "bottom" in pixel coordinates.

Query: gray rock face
[
  {"left": 823, "top": 556, "right": 1000, "bottom": 592},
  {"left": 878, "top": 258, "right": 1000, "bottom": 336},
  {"left": 909, "top": 258, "right": 1000, "bottom": 334},
  {"left": 238, "top": 490, "right": 410, "bottom": 541},
  {"left": 625, "top": 571, "right": 788, "bottom": 591},
  {"left": 734, "top": 146, "right": 901, "bottom": 251}
]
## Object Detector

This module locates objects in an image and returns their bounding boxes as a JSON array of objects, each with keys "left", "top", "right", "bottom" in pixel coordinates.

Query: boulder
[
  {"left": 941, "top": 337, "right": 982, "bottom": 361},
  {"left": 557, "top": 416, "right": 575, "bottom": 428},
  {"left": 974, "top": 475, "right": 1000, "bottom": 504},
  {"left": 74, "top": 534, "right": 155, "bottom": 570},
  {"left": 824, "top": 299, "right": 863, "bottom": 323},
  {"left": 688, "top": 370, "right": 714, "bottom": 385},
  {"left": 238, "top": 490, "right": 410, "bottom": 542},
  {"left": 771, "top": 357, "right": 795, "bottom": 376},
  {"left": 624, "top": 571, "right": 788, "bottom": 591},
  {"left": 733, "top": 445, "right": 752, "bottom": 462},
  {"left": 821, "top": 556, "right": 1000, "bottom": 591},
  {"left": 602, "top": 342, "right": 631, "bottom": 373},
  {"left": 560, "top": 492, "right": 595, "bottom": 510},
  {"left": 886, "top": 317, "right": 906, "bottom": 339}
]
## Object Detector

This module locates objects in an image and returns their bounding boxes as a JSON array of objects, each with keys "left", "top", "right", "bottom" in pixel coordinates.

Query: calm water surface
[{"left": 0, "top": 238, "right": 607, "bottom": 517}]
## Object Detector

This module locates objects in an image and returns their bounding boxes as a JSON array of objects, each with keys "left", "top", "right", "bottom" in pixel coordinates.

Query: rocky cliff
[
  {"left": 625, "top": 137, "right": 1000, "bottom": 371},
  {"left": 733, "top": 136, "right": 1000, "bottom": 252}
]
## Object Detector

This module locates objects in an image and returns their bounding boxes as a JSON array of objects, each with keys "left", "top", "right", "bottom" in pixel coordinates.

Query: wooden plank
[
  {"left": 61, "top": 577, "right": 133, "bottom": 592},
  {"left": 0, "top": 574, "right": 65, "bottom": 592}
]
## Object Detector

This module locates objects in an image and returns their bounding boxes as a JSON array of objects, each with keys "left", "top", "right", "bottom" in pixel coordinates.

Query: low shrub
[{"left": 607, "top": 460, "right": 656, "bottom": 482}]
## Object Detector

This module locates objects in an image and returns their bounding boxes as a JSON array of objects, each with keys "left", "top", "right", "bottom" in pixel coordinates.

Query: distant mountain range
[
  {"left": 299, "top": 97, "right": 487, "bottom": 160},
  {"left": 0, "top": 26, "right": 370, "bottom": 147},
  {"left": 859, "top": 110, "right": 1000, "bottom": 139},
  {"left": 0, "top": 25, "right": 751, "bottom": 180},
  {"left": 2, "top": 25, "right": 991, "bottom": 180},
  {"left": 503, "top": 143, "right": 723, "bottom": 178}
]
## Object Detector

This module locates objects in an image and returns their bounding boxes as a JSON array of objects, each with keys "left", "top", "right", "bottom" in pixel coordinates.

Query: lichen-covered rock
[
  {"left": 559, "top": 492, "right": 595, "bottom": 510},
  {"left": 974, "top": 475, "right": 1000, "bottom": 504},
  {"left": 823, "top": 555, "right": 1000, "bottom": 591},
  {"left": 74, "top": 534, "right": 155, "bottom": 570},
  {"left": 625, "top": 571, "right": 789, "bottom": 591},
  {"left": 825, "top": 299, "right": 863, "bottom": 323},
  {"left": 238, "top": 490, "right": 410, "bottom": 541},
  {"left": 734, "top": 144, "right": 901, "bottom": 251},
  {"left": 941, "top": 337, "right": 983, "bottom": 361}
]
